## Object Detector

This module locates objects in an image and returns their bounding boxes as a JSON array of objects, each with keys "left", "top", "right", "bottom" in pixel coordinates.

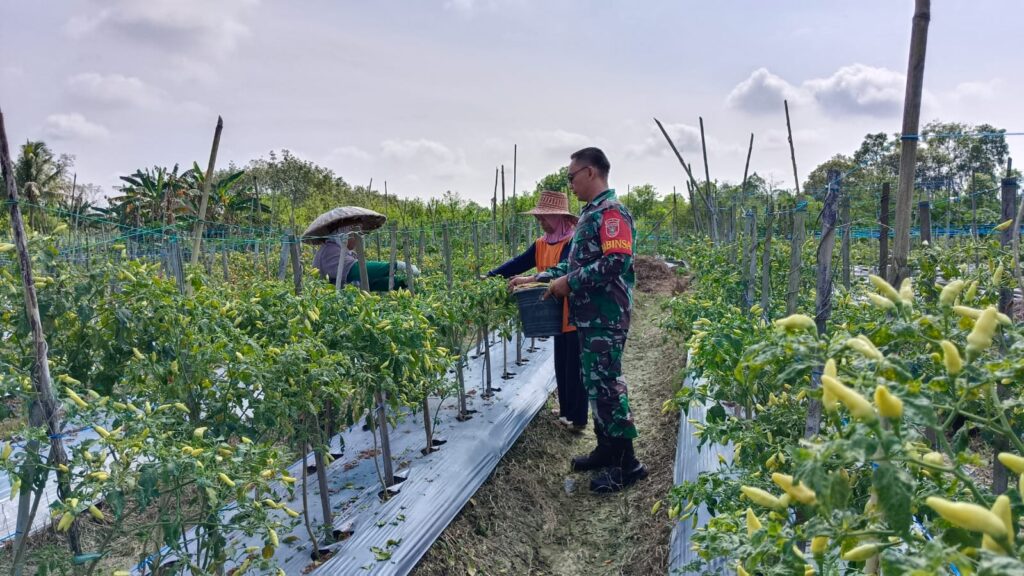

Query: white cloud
[
  {"left": 67, "top": 73, "right": 165, "bottom": 108},
  {"left": 949, "top": 79, "right": 1003, "bottom": 104},
  {"left": 44, "top": 113, "right": 110, "bottom": 140},
  {"left": 726, "top": 68, "right": 806, "bottom": 114},
  {"left": 804, "top": 64, "right": 905, "bottom": 116},
  {"left": 67, "top": 0, "right": 258, "bottom": 56},
  {"left": 444, "top": 0, "right": 501, "bottom": 14},
  {"left": 445, "top": 0, "right": 477, "bottom": 11},
  {"left": 380, "top": 138, "right": 472, "bottom": 179},
  {"left": 760, "top": 128, "right": 823, "bottom": 151},
  {"left": 626, "top": 122, "right": 703, "bottom": 159},
  {"left": 727, "top": 64, "right": 909, "bottom": 117},
  {"left": 526, "top": 129, "right": 592, "bottom": 153},
  {"left": 329, "top": 145, "right": 373, "bottom": 162},
  {"left": 168, "top": 57, "right": 219, "bottom": 85}
]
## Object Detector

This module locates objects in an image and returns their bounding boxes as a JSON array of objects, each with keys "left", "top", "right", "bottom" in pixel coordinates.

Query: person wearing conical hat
[
  {"left": 487, "top": 190, "right": 588, "bottom": 431},
  {"left": 313, "top": 234, "right": 418, "bottom": 292}
]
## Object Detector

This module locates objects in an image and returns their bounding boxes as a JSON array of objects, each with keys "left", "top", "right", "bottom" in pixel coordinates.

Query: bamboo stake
[
  {"left": 804, "top": 169, "right": 842, "bottom": 439},
  {"left": 889, "top": 0, "right": 931, "bottom": 285},
  {"left": 699, "top": 116, "right": 718, "bottom": 243},
  {"left": 190, "top": 116, "right": 224, "bottom": 266},
  {"left": 1, "top": 108, "right": 81, "bottom": 566},
  {"left": 653, "top": 118, "right": 715, "bottom": 240}
]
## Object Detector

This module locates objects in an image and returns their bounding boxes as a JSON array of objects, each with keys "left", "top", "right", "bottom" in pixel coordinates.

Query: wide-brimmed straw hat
[
  {"left": 301, "top": 206, "right": 387, "bottom": 244},
  {"left": 522, "top": 190, "right": 577, "bottom": 222}
]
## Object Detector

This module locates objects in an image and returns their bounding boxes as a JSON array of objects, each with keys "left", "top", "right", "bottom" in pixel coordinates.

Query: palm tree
[
  {"left": 111, "top": 165, "right": 197, "bottom": 227},
  {"left": 14, "top": 141, "right": 71, "bottom": 229}
]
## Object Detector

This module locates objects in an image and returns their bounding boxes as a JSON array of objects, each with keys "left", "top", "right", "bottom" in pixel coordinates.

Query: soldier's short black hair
[{"left": 570, "top": 147, "right": 610, "bottom": 178}]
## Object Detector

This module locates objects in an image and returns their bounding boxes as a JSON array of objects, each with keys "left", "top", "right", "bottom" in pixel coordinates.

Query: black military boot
[
  {"left": 590, "top": 437, "right": 647, "bottom": 493},
  {"left": 570, "top": 428, "right": 615, "bottom": 472}
]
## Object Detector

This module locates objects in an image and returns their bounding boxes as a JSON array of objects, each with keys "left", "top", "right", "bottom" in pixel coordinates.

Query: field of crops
[{"left": 658, "top": 195, "right": 1024, "bottom": 574}]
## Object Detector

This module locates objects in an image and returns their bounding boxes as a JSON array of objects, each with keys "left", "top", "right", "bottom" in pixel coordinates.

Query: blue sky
[{"left": 2, "top": 1, "right": 1021, "bottom": 205}]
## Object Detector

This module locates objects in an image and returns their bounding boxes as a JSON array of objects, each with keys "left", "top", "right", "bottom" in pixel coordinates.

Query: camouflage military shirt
[{"left": 537, "top": 189, "right": 635, "bottom": 330}]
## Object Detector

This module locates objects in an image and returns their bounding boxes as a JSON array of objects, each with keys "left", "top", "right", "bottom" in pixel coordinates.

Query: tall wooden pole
[
  {"left": 880, "top": 183, "right": 891, "bottom": 274},
  {"left": 805, "top": 169, "right": 842, "bottom": 439},
  {"left": 699, "top": 116, "right": 717, "bottom": 243},
  {"left": 190, "top": 116, "right": 224, "bottom": 265},
  {"left": 889, "top": 0, "right": 931, "bottom": 285},
  {"left": 785, "top": 100, "right": 805, "bottom": 315},
  {"left": 2, "top": 108, "right": 81, "bottom": 566},
  {"left": 994, "top": 159, "right": 1017, "bottom": 495},
  {"left": 654, "top": 118, "right": 715, "bottom": 240}
]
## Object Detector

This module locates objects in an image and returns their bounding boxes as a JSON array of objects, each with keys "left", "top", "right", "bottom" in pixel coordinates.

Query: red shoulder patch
[{"left": 600, "top": 208, "right": 632, "bottom": 255}]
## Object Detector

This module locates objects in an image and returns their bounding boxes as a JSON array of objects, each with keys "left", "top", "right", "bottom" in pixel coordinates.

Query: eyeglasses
[{"left": 567, "top": 166, "right": 591, "bottom": 183}]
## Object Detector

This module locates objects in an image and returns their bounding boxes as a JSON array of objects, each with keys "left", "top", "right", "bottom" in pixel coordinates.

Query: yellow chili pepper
[
  {"left": 981, "top": 495, "right": 1013, "bottom": 554},
  {"left": 821, "top": 375, "right": 875, "bottom": 421},
  {"left": 868, "top": 274, "right": 902, "bottom": 305},
  {"left": 842, "top": 542, "right": 882, "bottom": 562},
  {"left": 998, "top": 452, "right": 1024, "bottom": 475},
  {"left": 939, "top": 280, "right": 965, "bottom": 306},
  {"left": 967, "top": 307, "right": 999, "bottom": 355},
  {"left": 940, "top": 340, "right": 962, "bottom": 375},
  {"left": 740, "top": 486, "right": 786, "bottom": 510},
  {"left": 773, "top": 314, "right": 816, "bottom": 331},
  {"left": 874, "top": 385, "right": 903, "bottom": 419},
  {"left": 926, "top": 496, "right": 1006, "bottom": 539},
  {"left": 745, "top": 507, "right": 762, "bottom": 537},
  {"left": 771, "top": 473, "right": 817, "bottom": 505}
]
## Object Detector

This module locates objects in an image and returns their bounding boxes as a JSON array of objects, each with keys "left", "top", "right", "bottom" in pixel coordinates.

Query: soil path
[{"left": 412, "top": 293, "right": 683, "bottom": 576}]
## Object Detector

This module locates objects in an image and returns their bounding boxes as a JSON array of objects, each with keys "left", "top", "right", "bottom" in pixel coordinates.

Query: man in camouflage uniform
[{"left": 517, "top": 147, "right": 647, "bottom": 493}]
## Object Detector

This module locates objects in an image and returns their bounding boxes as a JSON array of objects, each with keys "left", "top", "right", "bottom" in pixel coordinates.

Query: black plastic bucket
[{"left": 513, "top": 286, "right": 564, "bottom": 338}]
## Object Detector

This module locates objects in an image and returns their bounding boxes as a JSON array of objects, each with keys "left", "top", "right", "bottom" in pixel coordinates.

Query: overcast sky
[{"left": 2, "top": 1, "right": 1022, "bottom": 205}]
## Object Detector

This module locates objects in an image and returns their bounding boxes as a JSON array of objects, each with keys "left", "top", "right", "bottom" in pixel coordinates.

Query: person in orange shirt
[{"left": 487, "top": 190, "right": 587, "bottom": 430}]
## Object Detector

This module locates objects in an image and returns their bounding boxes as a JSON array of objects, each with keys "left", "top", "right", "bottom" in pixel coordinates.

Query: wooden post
[
  {"left": 277, "top": 236, "right": 289, "bottom": 280},
  {"left": 442, "top": 224, "right": 453, "bottom": 288},
  {"left": 784, "top": 100, "right": 805, "bottom": 315},
  {"left": 686, "top": 181, "right": 698, "bottom": 234},
  {"left": 699, "top": 116, "right": 718, "bottom": 243},
  {"left": 994, "top": 163, "right": 1017, "bottom": 495},
  {"left": 417, "top": 228, "right": 425, "bottom": 272},
  {"left": 354, "top": 234, "right": 394, "bottom": 485},
  {"left": 512, "top": 144, "right": 517, "bottom": 209},
  {"left": 190, "top": 116, "right": 224, "bottom": 265},
  {"left": 760, "top": 202, "right": 775, "bottom": 318},
  {"left": 889, "top": 0, "right": 931, "bottom": 285},
  {"left": 403, "top": 230, "right": 415, "bottom": 294},
  {"left": 919, "top": 200, "right": 932, "bottom": 245},
  {"left": 472, "top": 221, "right": 481, "bottom": 277},
  {"left": 880, "top": 183, "right": 891, "bottom": 274},
  {"left": 221, "top": 245, "right": 229, "bottom": 282},
  {"left": 744, "top": 210, "right": 757, "bottom": 309},
  {"left": 164, "top": 236, "right": 186, "bottom": 294},
  {"left": 672, "top": 186, "right": 678, "bottom": 241},
  {"left": 501, "top": 165, "right": 507, "bottom": 257},
  {"left": 654, "top": 118, "right": 714, "bottom": 239},
  {"left": 388, "top": 223, "right": 397, "bottom": 291},
  {"left": 288, "top": 235, "right": 302, "bottom": 295},
  {"left": 786, "top": 203, "right": 806, "bottom": 315},
  {"left": 785, "top": 100, "right": 801, "bottom": 199},
  {"left": 2, "top": 108, "right": 81, "bottom": 563},
  {"left": 287, "top": 237, "right": 334, "bottom": 541},
  {"left": 945, "top": 179, "right": 953, "bottom": 246},
  {"left": 334, "top": 233, "right": 349, "bottom": 291},
  {"left": 805, "top": 169, "right": 842, "bottom": 439},
  {"left": 841, "top": 191, "right": 852, "bottom": 289}
]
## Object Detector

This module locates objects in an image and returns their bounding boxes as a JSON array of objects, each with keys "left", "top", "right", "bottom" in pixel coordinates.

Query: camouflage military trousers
[{"left": 577, "top": 328, "right": 638, "bottom": 439}]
